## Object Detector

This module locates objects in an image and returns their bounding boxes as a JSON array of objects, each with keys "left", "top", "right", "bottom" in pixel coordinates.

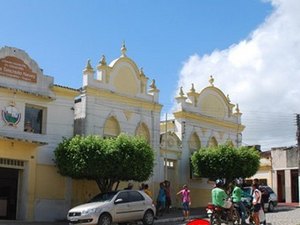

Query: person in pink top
[{"left": 176, "top": 184, "right": 191, "bottom": 221}]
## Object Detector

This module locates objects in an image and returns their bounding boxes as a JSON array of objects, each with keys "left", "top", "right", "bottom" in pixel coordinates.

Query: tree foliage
[
  {"left": 54, "top": 134, "right": 154, "bottom": 192},
  {"left": 191, "top": 144, "right": 260, "bottom": 186}
]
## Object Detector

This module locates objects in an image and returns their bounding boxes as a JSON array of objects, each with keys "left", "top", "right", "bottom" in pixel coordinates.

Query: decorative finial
[
  {"left": 209, "top": 75, "right": 214, "bottom": 86},
  {"left": 121, "top": 41, "right": 127, "bottom": 57},
  {"left": 84, "top": 59, "right": 94, "bottom": 72},
  {"left": 99, "top": 55, "right": 106, "bottom": 65},
  {"left": 140, "top": 67, "right": 145, "bottom": 77},
  {"left": 227, "top": 94, "right": 231, "bottom": 103},
  {"left": 150, "top": 79, "right": 157, "bottom": 89},
  {"left": 179, "top": 87, "right": 185, "bottom": 97},
  {"left": 235, "top": 104, "right": 240, "bottom": 113},
  {"left": 190, "top": 83, "right": 195, "bottom": 93}
]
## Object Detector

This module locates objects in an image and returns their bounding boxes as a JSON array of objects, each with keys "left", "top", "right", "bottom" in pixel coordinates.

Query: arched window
[
  {"left": 189, "top": 132, "right": 201, "bottom": 179},
  {"left": 103, "top": 116, "right": 120, "bottom": 137},
  {"left": 226, "top": 139, "right": 234, "bottom": 147},
  {"left": 208, "top": 136, "right": 218, "bottom": 147},
  {"left": 135, "top": 122, "right": 150, "bottom": 143},
  {"left": 189, "top": 132, "right": 201, "bottom": 151}
]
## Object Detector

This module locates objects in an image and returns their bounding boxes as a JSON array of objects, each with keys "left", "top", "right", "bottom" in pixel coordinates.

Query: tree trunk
[
  {"left": 96, "top": 178, "right": 118, "bottom": 192},
  {"left": 115, "top": 181, "right": 120, "bottom": 190}
]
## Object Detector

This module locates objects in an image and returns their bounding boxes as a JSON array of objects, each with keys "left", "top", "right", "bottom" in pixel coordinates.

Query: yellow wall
[
  {"left": 0, "top": 139, "right": 36, "bottom": 160},
  {"left": 35, "top": 164, "right": 66, "bottom": 199},
  {"left": 190, "top": 188, "right": 211, "bottom": 207},
  {"left": 70, "top": 180, "right": 157, "bottom": 207},
  {"left": 114, "top": 67, "right": 138, "bottom": 95},
  {"left": 200, "top": 95, "right": 225, "bottom": 118},
  {"left": 0, "top": 139, "right": 38, "bottom": 220},
  {"left": 71, "top": 180, "right": 99, "bottom": 206}
]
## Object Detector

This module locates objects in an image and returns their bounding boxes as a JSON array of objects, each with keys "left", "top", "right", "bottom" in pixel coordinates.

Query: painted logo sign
[
  {"left": 0, "top": 56, "right": 37, "bottom": 83},
  {"left": 2, "top": 102, "right": 21, "bottom": 126}
]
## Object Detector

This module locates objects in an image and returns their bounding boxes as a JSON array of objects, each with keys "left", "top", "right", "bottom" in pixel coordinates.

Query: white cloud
[{"left": 176, "top": 0, "right": 300, "bottom": 150}]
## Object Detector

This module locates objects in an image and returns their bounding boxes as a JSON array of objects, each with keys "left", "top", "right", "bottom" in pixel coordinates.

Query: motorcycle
[{"left": 206, "top": 202, "right": 240, "bottom": 225}]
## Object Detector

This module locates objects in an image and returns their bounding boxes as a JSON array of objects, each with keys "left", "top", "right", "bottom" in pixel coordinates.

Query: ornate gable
[{"left": 0, "top": 46, "right": 55, "bottom": 98}]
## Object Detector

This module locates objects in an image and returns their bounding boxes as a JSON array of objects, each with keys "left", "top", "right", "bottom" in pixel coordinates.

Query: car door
[
  {"left": 114, "top": 191, "right": 131, "bottom": 222},
  {"left": 127, "top": 191, "right": 146, "bottom": 220}
]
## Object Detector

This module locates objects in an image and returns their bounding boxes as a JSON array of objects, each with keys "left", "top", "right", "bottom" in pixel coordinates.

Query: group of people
[
  {"left": 125, "top": 182, "right": 154, "bottom": 199},
  {"left": 211, "top": 178, "right": 265, "bottom": 225},
  {"left": 126, "top": 178, "right": 267, "bottom": 224},
  {"left": 156, "top": 181, "right": 192, "bottom": 221},
  {"left": 127, "top": 181, "right": 192, "bottom": 221},
  {"left": 128, "top": 180, "right": 171, "bottom": 217},
  {"left": 156, "top": 180, "right": 172, "bottom": 216}
]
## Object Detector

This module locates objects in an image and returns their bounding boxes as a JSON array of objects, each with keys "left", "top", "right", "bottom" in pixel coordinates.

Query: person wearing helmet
[{"left": 211, "top": 179, "right": 231, "bottom": 209}]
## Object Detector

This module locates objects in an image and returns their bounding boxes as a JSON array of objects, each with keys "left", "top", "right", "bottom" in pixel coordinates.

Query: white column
[{"left": 284, "top": 170, "right": 292, "bottom": 203}]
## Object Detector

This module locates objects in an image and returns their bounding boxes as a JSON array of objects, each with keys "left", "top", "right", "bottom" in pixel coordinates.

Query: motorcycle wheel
[
  {"left": 210, "top": 212, "right": 221, "bottom": 225},
  {"left": 232, "top": 207, "right": 240, "bottom": 225},
  {"left": 209, "top": 216, "right": 215, "bottom": 225}
]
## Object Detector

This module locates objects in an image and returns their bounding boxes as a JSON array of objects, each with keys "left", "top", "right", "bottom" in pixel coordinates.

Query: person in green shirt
[
  {"left": 211, "top": 179, "right": 232, "bottom": 209},
  {"left": 231, "top": 180, "right": 247, "bottom": 225}
]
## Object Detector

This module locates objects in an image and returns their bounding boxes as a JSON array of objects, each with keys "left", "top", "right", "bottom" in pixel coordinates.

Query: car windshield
[
  {"left": 261, "top": 186, "right": 274, "bottom": 193},
  {"left": 88, "top": 191, "right": 119, "bottom": 203},
  {"left": 243, "top": 187, "right": 252, "bottom": 195}
]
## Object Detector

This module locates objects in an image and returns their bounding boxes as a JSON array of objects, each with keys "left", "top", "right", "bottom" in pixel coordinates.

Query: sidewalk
[
  {"left": 277, "top": 202, "right": 300, "bottom": 208},
  {"left": 0, "top": 207, "right": 207, "bottom": 225}
]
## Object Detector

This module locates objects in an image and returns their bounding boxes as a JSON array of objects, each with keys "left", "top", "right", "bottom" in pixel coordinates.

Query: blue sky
[
  {"left": 0, "top": 0, "right": 271, "bottom": 109},
  {"left": 2, "top": 0, "right": 300, "bottom": 150}
]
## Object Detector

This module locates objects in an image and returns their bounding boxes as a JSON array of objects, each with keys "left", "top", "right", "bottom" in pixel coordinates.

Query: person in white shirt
[{"left": 252, "top": 183, "right": 262, "bottom": 225}]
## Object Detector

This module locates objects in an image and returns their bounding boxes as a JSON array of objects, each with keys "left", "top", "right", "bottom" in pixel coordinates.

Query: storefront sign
[
  {"left": 0, "top": 56, "right": 37, "bottom": 83},
  {"left": 1, "top": 102, "right": 21, "bottom": 126}
]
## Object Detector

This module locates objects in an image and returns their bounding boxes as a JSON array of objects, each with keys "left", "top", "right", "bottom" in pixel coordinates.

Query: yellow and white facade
[
  {"left": 0, "top": 45, "right": 245, "bottom": 221},
  {"left": 0, "top": 46, "right": 79, "bottom": 221},
  {"left": 72, "top": 44, "right": 163, "bottom": 205},
  {"left": 159, "top": 77, "right": 245, "bottom": 207}
]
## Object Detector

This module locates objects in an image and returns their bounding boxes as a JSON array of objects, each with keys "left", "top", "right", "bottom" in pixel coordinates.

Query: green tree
[
  {"left": 54, "top": 133, "right": 154, "bottom": 192},
  {"left": 191, "top": 144, "right": 260, "bottom": 186}
]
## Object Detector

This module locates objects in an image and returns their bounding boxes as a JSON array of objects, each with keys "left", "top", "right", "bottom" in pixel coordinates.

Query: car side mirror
[{"left": 115, "top": 198, "right": 123, "bottom": 204}]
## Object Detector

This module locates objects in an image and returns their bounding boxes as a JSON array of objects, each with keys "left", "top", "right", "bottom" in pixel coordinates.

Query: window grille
[{"left": 0, "top": 158, "right": 24, "bottom": 169}]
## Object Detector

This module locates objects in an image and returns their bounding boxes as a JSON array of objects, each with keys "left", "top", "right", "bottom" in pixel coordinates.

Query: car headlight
[{"left": 81, "top": 208, "right": 97, "bottom": 216}]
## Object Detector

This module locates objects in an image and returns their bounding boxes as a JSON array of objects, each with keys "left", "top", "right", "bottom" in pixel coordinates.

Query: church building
[{"left": 159, "top": 77, "right": 244, "bottom": 207}]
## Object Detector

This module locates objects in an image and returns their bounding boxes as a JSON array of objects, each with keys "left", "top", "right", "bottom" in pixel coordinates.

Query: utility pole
[
  {"left": 296, "top": 114, "right": 300, "bottom": 205},
  {"left": 164, "top": 113, "right": 168, "bottom": 181}
]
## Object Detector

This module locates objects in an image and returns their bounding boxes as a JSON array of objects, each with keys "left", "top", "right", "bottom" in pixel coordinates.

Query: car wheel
[
  {"left": 268, "top": 202, "right": 275, "bottom": 212},
  {"left": 142, "top": 209, "right": 154, "bottom": 225},
  {"left": 98, "top": 213, "right": 112, "bottom": 225}
]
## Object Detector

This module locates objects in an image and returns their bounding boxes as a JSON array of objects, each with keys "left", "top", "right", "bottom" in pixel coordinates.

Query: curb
[
  {"left": 155, "top": 215, "right": 207, "bottom": 223},
  {"left": 154, "top": 215, "right": 206, "bottom": 224}
]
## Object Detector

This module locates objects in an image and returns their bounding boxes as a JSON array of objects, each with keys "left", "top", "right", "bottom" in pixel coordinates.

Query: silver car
[
  {"left": 67, "top": 190, "right": 156, "bottom": 225},
  {"left": 242, "top": 186, "right": 278, "bottom": 212},
  {"left": 259, "top": 186, "right": 278, "bottom": 212}
]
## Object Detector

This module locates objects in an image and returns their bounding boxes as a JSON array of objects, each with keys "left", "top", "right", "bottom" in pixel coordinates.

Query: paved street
[
  {"left": 0, "top": 204, "right": 299, "bottom": 225},
  {"left": 264, "top": 205, "right": 300, "bottom": 225},
  {"left": 154, "top": 204, "right": 300, "bottom": 225}
]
